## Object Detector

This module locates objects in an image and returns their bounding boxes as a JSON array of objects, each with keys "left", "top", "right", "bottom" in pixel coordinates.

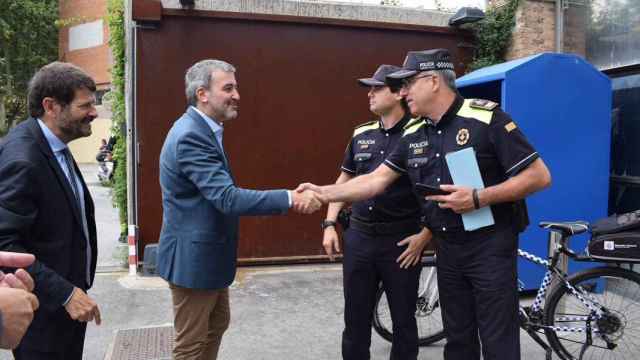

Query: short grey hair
[
  {"left": 425, "top": 69, "right": 457, "bottom": 92},
  {"left": 185, "top": 59, "right": 236, "bottom": 106}
]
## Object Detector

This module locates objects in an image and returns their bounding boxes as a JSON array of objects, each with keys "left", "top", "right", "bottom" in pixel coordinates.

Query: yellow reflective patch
[
  {"left": 457, "top": 99, "right": 493, "bottom": 124},
  {"left": 403, "top": 117, "right": 422, "bottom": 130},
  {"left": 402, "top": 120, "right": 426, "bottom": 137},
  {"left": 353, "top": 121, "right": 380, "bottom": 137},
  {"left": 505, "top": 121, "right": 517, "bottom": 132}
]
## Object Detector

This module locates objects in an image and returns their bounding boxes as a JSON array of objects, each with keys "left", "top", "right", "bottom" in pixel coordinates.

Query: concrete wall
[{"left": 161, "top": 0, "right": 453, "bottom": 27}]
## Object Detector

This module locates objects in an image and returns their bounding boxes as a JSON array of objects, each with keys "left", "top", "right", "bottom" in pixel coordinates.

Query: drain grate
[{"left": 108, "top": 325, "right": 174, "bottom": 360}]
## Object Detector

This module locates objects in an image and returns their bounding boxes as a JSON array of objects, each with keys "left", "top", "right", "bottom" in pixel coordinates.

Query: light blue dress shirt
[{"left": 191, "top": 106, "right": 224, "bottom": 150}]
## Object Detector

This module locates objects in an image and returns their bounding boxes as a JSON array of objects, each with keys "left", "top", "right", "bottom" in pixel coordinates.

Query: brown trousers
[{"left": 169, "top": 283, "right": 230, "bottom": 360}]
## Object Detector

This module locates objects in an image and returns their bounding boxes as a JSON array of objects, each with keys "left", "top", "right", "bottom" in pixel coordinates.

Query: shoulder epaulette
[
  {"left": 457, "top": 99, "right": 496, "bottom": 125},
  {"left": 402, "top": 119, "right": 426, "bottom": 137},
  {"left": 469, "top": 99, "right": 499, "bottom": 111},
  {"left": 353, "top": 121, "right": 380, "bottom": 137}
]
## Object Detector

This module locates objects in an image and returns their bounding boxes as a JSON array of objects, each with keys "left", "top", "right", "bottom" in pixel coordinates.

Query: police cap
[
  {"left": 387, "top": 49, "right": 455, "bottom": 80},
  {"left": 358, "top": 64, "right": 402, "bottom": 87}
]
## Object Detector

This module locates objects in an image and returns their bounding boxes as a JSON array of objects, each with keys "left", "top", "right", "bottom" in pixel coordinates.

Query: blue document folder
[{"left": 445, "top": 147, "right": 495, "bottom": 231}]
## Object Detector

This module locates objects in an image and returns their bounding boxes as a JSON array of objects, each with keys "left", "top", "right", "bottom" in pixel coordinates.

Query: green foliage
[
  {"left": 0, "top": 0, "right": 58, "bottom": 131},
  {"left": 467, "top": 0, "right": 520, "bottom": 72},
  {"left": 107, "top": 0, "right": 127, "bottom": 233}
]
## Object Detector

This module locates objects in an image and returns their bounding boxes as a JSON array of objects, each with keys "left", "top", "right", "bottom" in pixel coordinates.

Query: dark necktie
[{"left": 62, "top": 148, "right": 92, "bottom": 285}]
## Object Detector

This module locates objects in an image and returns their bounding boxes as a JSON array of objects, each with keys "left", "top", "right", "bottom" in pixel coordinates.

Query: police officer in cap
[
  {"left": 322, "top": 64, "right": 431, "bottom": 360},
  {"left": 297, "top": 49, "right": 551, "bottom": 360}
]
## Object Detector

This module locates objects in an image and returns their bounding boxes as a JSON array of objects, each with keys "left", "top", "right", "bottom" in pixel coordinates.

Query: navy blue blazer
[
  {"left": 0, "top": 118, "right": 97, "bottom": 352},
  {"left": 158, "top": 108, "right": 289, "bottom": 290}
]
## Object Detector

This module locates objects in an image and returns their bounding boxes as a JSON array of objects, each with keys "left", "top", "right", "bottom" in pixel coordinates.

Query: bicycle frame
[
  {"left": 518, "top": 249, "right": 606, "bottom": 334},
  {"left": 419, "top": 247, "right": 610, "bottom": 337}
]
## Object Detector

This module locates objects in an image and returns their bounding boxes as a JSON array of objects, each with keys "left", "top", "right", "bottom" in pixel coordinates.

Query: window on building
[
  {"left": 609, "top": 72, "right": 640, "bottom": 214},
  {"left": 587, "top": 0, "right": 640, "bottom": 70},
  {"left": 95, "top": 89, "right": 108, "bottom": 106},
  {"left": 69, "top": 20, "right": 104, "bottom": 51}
]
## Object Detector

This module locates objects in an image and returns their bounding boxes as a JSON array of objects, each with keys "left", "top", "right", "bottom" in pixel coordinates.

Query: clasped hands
[{"left": 290, "top": 183, "right": 327, "bottom": 214}]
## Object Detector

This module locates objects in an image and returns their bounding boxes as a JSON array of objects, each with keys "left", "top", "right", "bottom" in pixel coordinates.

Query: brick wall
[
  {"left": 489, "top": 0, "right": 588, "bottom": 60},
  {"left": 505, "top": 0, "right": 556, "bottom": 59},
  {"left": 58, "top": 0, "right": 112, "bottom": 88}
]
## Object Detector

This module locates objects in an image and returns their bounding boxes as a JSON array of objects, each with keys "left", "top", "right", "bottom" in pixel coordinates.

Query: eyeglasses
[{"left": 401, "top": 73, "right": 435, "bottom": 89}]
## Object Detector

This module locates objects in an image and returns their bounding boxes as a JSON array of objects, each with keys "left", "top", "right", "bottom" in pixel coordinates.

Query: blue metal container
[{"left": 456, "top": 53, "right": 612, "bottom": 288}]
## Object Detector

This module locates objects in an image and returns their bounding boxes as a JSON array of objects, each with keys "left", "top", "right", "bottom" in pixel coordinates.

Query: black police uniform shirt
[
  {"left": 341, "top": 114, "right": 421, "bottom": 223},
  {"left": 385, "top": 95, "right": 539, "bottom": 232}
]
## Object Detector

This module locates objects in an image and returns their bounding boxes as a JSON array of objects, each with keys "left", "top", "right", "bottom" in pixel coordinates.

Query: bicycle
[{"left": 372, "top": 221, "right": 640, "bottom": 360}]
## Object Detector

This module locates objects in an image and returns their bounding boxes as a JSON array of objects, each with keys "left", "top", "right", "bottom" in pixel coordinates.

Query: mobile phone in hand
[{"left": 415, "top": 183, "right": 450, "bottom": 197}]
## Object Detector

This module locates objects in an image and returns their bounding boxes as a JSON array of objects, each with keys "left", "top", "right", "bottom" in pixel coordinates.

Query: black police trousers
[
  {"left": 341, "top": 227, "right": 421, "bottom": 360},
  {"left": 434, "top": 225, "right": 520, "bottom": 360}
]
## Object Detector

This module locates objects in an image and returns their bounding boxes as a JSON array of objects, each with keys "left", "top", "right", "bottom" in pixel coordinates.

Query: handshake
[{"left": 289, "top": 183, "right": 326, "bottom": 214}]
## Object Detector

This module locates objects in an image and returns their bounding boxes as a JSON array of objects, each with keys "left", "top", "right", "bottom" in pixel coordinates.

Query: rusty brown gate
[{"left": 133, "top": 1, "right": 473, "bottom": 262}]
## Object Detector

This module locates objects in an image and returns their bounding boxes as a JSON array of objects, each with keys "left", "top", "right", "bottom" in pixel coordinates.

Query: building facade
[
  {"left": 491, "top": 0, "right": 640, "bottom": 215},
  {"left": 58, "top": 0, "right": 113, "bottom": 163}
]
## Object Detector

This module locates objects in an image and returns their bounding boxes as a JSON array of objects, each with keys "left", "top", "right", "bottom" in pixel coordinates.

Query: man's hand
[
  {"left": 0, "top": 287, "right": 39, "bottom": 349},
  {"left": 0, "top": 270, "right": 35, "bottom": 292},
  {"left": 290, "top": 189, "right": 322, "bottom": 214},
  {"left": 0, "top": 252, "right": 35, "bottom": 268},
  {"left": 426, "top": 185, "right": 475, "bottom": 214},
  {"left": 0, "top": 252, "right": 36, "bottom": 292},
  {"left": 64, "top": 287, "right": 101, "bottom": 325},
  {"left": 396, "top": 228, "right": 432, "bottom": 269},
  {"left": 322, "top": 226, "right": 341, "bottom": 261},
  {"left": 295, "top": 183, "right": 326, "bottom": 197}
]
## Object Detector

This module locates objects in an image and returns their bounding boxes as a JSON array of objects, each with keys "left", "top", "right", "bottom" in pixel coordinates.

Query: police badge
[{"left": 456, "top": 128, "right": 469, "bottom": 146}]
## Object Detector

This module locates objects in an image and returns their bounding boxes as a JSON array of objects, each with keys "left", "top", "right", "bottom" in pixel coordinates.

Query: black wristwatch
[{"left": 321, "top": 220, "right": 337, "bottom": 230}]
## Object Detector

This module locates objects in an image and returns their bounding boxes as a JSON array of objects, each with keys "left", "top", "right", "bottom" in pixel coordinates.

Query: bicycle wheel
[
  {"left": 544, "top": 266, "right": 640, "bottom": 360},
  {"left": 372, "top": 261, "right": 445, "bottom": 346}
]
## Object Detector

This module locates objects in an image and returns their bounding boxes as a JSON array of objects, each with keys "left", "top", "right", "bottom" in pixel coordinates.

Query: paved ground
[
  {"left": 81, "top": 164, "right": 128, "bottom": 271},
  {"left": 1, "top": 267, "right": 551, "bottom": 360},
  {"left": 0, "top": 164, "right": 553, "bottom": 359}
]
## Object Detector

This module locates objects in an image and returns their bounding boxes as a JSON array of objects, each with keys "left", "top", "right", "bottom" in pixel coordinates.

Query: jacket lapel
[
  {"left": 27, "top": 119, "right": 85, "bottom": 235},
  {"left": 185, "top": 108, "right": 232, "bottom": 172}
]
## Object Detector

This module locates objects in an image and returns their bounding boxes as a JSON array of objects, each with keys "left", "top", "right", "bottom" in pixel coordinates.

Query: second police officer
[{"left": 321, "top": 65, "right": 431, "bottom": 360}]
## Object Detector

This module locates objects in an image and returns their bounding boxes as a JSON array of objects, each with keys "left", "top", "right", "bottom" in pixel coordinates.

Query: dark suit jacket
[
  {"left": 0, "top": 118, "right": 97, "bottom": 352},
  {"left": 158, "top": 108, "right": 289, "bottom": 290}
]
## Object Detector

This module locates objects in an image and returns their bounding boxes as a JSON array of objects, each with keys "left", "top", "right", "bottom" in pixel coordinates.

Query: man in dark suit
[
  {"left": 0, "top": 62, "right": 102, "bottom": 360},
  {"left": 158, "top": 59, "right": 321, "bottom": 359}
]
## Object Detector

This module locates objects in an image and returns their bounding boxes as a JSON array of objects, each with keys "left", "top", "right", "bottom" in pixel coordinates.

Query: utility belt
[
  {"left": 349, "top": 216, "right": 421, "bottom": 236},
  {"left": 431, "top": 224, "right": 497, "bottom": 239}
]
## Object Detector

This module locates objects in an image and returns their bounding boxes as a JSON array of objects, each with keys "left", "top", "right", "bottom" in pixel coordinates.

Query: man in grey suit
[{"left": 158, "top": 59, "right": 321, "bottom": 359}]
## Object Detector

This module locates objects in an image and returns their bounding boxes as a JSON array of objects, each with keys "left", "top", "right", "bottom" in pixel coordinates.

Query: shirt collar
[
  {"left": 191, "top": 106, "right": 223, "bottom": 135},
  {"left": 379, "top": 112, "right": 412, "bottom": 134},
  {"left": 37, "top": 118, "right": 67, "bottom": 153},
  {"left": 429, "top": 94, "right": 464, "bottom": 128}
]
